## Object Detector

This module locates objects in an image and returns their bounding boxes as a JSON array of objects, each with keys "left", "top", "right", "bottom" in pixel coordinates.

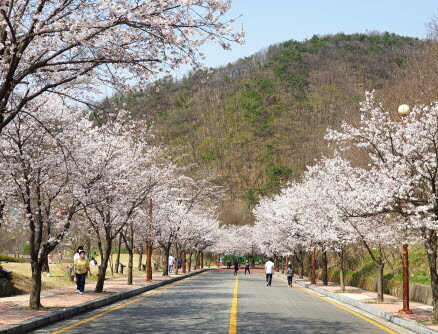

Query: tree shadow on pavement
[
  {"left": 238, "top": 312, "right": 382, "bottom": 334},
  {"left": 49, "top": 290, "right": 233, "bottom": 334}
]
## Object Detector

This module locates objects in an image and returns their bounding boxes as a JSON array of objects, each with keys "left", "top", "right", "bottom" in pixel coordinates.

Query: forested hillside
[{"left": 102, "top": 32, "right": 422, "bottom": 225}]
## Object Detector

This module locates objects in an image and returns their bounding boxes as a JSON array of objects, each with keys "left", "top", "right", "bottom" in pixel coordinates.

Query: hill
[{"left": 101, "top": 32, "right": 422, "bottom": 225}]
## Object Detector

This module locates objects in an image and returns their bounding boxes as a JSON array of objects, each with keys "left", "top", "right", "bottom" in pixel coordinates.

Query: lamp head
[{"left": 398, "top": 104, "right": 410, "bottom": 116}]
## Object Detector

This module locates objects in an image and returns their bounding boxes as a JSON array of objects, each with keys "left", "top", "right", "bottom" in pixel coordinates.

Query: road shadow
[{"left": 237, "top": 312, "right": 381, "bottom": 333}]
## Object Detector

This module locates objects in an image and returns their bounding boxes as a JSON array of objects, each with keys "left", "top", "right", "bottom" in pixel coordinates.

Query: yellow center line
[
  {"left": 274, "top": 276, "right": 397, "bottom": 334},
  {"left": 229, "top": 274, "right": 239, "bottom": 334},
  {"left": 52, "top": 271, "right": 209, "bottom": 334}
]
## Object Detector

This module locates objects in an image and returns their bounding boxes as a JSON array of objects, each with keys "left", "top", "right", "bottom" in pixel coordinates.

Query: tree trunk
[
  {"left": 194, "top": 251, "right": 199, "bottom": 270},
  {"left": 296, "top": 250, "right": 304, "bottom": 279},
  {"left": 311, "top": 247, "right": 317, "bottom": 284},
  {"left": 146, "top": 198, "right": 153, "bottom": 282},
  {"left": 182, "top": 251, "right": 187, "bottom": 273},
  {"left": 376, "top": 259, "right": 385, "bottom": 302},
  {"left": 200, "top": 252, "right": 204, "bottom": 269},
  {"left": 29, "top": 263, "right": 43, "bottom": 309},
  {"left": 95, "top": 238, "right": 112, "bottom": 293},
  {"left": 339, "top": 248, "right": 345, "bottom": 293},
  {"left": 162, "top": 245, "right": 170, "bottom": 276},
  {"left": 127, "top": 249, "right": 133, "bottom": 285},
  {"left": 114, "top": 234, "right": 122, "bottom": 274},
  {"left": 188, "top": 252, "right": 192, "bottom": 272},
  {"left": 424, "top": 229, "right": 438, "bottom": 322},
  {"left": 322, "top": 250, "right": 328, "bottom": 286},
  {"left": 175, "top": 250, "right": 180, "bottom": 275},
  {"left": 307, "top": 251, "right": 312, "bottom": 279},
  {"left": 138, "top": 245, "right": 143, "bottom": 271},
  {"left": 86, "top": 237, "right": 91, "bottom": 258}
]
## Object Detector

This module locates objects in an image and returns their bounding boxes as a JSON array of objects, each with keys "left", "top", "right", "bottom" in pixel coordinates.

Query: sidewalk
[
  {"left": 278, "top": 273, "right": 437, "bottom": 333},
  {"left": 0, "top": 270, "right": 203, "bottom": 331}
]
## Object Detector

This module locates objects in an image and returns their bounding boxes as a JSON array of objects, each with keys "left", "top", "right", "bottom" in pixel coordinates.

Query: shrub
[{"left": 0, "top": 254, "right": 25, "bottom": 263}]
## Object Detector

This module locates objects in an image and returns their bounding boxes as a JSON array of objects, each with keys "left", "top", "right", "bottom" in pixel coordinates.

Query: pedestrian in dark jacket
[
  {"left": 287, "top": 263, "right": 294, "bottom": 287},
  {"left": 233, "top": 259, "right": 239, "bottom": 276}
]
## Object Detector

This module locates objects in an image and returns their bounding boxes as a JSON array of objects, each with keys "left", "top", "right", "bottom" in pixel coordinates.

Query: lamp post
[{"left": 398, "top": 104, "right": 413, "bottom": 315}]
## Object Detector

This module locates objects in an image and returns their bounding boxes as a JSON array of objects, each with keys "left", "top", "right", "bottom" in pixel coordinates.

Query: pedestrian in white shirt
[
  {"left": 265, "top": 257, "right": 275, "bottom": 286},
  {"left": 168, "top": 254, "right": 175, "bottom": 273}
]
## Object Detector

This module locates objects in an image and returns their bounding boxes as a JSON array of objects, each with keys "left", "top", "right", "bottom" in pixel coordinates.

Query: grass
[
  {"left": 383, "top": 273, "right": 431, "bottom": 285},
  {"left": 328, "top": 244, "right": 433, "bottom": 287},
  {"left": 2, "top": 252, "right": 217, "bottom": 294},
  {"left": 2, "top": 253, "right": 159, "bottom": 294}
]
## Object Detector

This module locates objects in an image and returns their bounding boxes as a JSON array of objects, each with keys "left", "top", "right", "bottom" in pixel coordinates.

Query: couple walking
[
  {"left": 265, "top": 257, "right": 294, "bottom": 287},
  {"left": 233, "top": 259, "right": 251, "bottom": 276}
]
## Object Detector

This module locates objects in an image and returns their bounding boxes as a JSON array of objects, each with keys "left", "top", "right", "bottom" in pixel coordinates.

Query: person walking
[
  {"left": 226, "top": 260, "right": 231, "bottom": 269},
  {"left": 244, "top": 260, "right": 251, "bottom": 275},
  {"left": 168, "top": 254, "right": 175, "bottom": 273},
  {"left": 73, "top": 246, "right": 84, "bottom": 291},
  {"left": 74, "top": 250, "right": 92, "bottom": 294},
  {"left": 233, "top": 259, "right": 239, "bottom": 276},
  {"left": 265, "top": 257, "right": 275, "bottom": 286},
  {"left": 287, "top": 263, "right": 294, "bottom": 287}
]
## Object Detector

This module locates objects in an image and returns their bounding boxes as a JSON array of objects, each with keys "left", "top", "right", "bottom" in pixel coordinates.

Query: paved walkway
[
  {"left": 30, "top": 271, "right": 412, "bottom": 334},
  {"left": 289, "top": 274, "right": 438, "bottom": 332},
  {"left": 0, "top": 271, "right": 201, "bottom": 329},
  {"left": 3, "top": 269, "right": 436, "bottom": 333}
]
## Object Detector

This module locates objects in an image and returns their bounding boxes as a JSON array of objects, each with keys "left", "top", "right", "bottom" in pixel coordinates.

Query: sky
[{"left": 175, "top": 0, "right": 437, "bottom": 76}]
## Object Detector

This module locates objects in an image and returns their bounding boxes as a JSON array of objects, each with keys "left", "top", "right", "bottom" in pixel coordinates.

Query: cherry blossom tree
[
  {"left": 75, "top": 112, "right": 170, "bottom": 292},
  {"left": 253, "top": 182, "right": 316, "bottom": 272},
  {"left": 327, "top": 92, "right": 438, "bottom": 319},
  {"left": 181, "top": 208, "right": 221, "bottom": 268},
  {"left": 151, "top": 173, "right": 221, "bottom": 275},
  {"left": 120, "top": 212, "right": 146, "bottom": 285},
  {"left": 253, "top": 153, "right": 401, "bottom": 297},
  {"left": 0, "top": 0, "right": 244, "bottom": 132},
  {"left": 306, "top": 156, "right": 402, "bottom": 297},
  {"left": 0, "top": 96, "right": 91, "bottom": 308}
]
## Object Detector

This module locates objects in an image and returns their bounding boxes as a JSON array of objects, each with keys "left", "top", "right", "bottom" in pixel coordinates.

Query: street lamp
[
  {"left": 398, "top": 104, "right": 413, "bottom": 315},
  {"left": 398, "top": 104, "right": 410, "bottom": 116}
]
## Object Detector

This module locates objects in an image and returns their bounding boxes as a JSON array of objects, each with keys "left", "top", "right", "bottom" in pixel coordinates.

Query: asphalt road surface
[{"left": 32, "top": 270, "right": 412, "bottom": 334}]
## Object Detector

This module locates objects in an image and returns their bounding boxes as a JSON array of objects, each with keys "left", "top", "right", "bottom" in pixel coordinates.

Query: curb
[
  {"left": 0, "top": 270, "right": 208, "bottom": 334},
  {"left": 274, "top": 273, "right": 437, "bottom": 334}
]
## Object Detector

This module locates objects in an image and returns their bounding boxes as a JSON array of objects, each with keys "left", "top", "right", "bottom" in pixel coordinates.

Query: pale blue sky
[{"left": 189, "top": 0, "right": 437, "bottom": 72}]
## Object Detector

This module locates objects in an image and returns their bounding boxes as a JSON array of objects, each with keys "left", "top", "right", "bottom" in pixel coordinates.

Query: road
[{"left": 32, "top": 270, "right": 412, "bottom": 334}]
